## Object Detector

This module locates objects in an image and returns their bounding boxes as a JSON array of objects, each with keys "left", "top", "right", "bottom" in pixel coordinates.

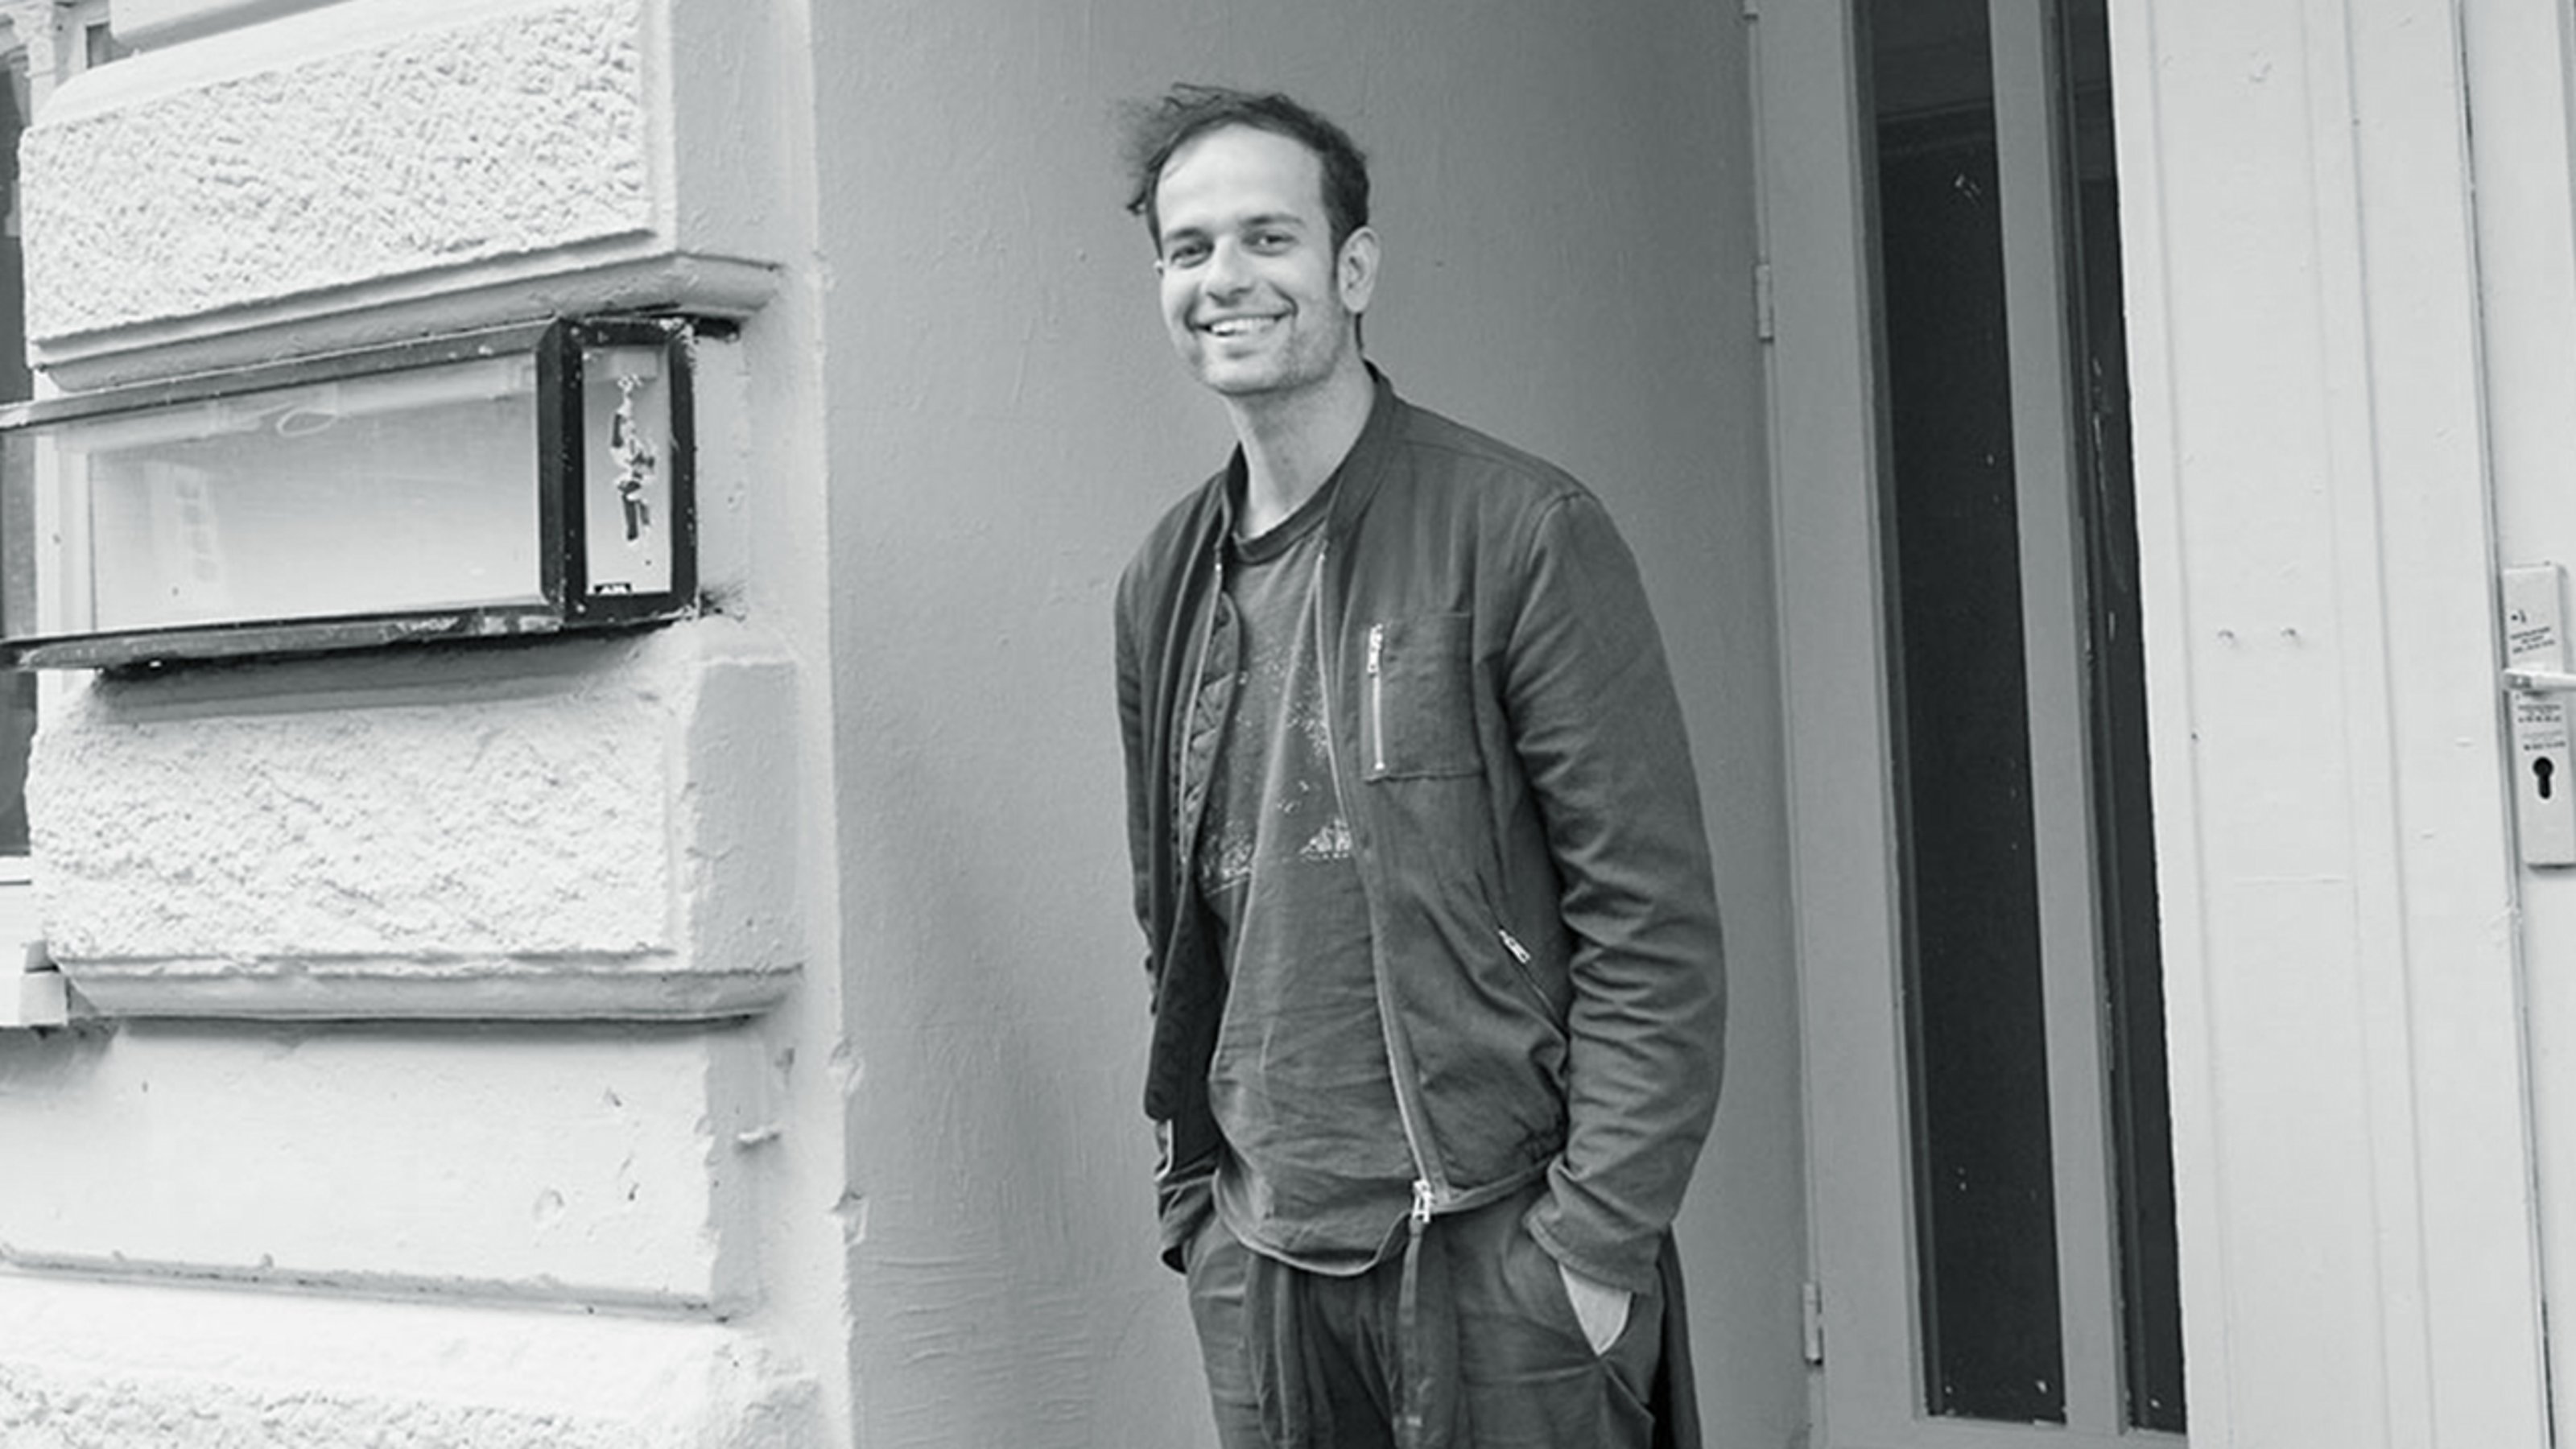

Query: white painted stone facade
[{"left": 0, "top": 0, "right": 842, "bottom": 1443}]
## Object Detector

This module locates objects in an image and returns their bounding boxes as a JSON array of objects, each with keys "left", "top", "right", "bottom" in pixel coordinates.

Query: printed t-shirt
[{"left": 1195, "top": 481, "right": 1415, "bottom": 1274}]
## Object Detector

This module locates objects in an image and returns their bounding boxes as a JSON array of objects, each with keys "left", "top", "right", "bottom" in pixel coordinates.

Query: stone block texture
[
  {"left": 19, "top": 0, "right": 653, "bottom": 342},
  {"left": 0, "top": 1021, "right": 766, "bottom": 1309},
  {"left": 25, "top": 626, "right": 801, "bottom": 1018}
]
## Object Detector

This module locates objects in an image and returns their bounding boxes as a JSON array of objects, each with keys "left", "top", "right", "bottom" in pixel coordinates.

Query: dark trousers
[{"left": 1184, "top": 1183, "right": 1664, "bottom": 1449}]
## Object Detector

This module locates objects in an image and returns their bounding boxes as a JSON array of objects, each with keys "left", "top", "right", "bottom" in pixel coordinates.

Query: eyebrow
[{"left": 1160, "top": 210, "right": 1312, "bottom": 244}]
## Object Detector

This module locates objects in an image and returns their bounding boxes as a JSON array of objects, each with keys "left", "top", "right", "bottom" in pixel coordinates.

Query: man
[{"left": 1112, "top": 84, "right": 1726, "bottom": 1449}]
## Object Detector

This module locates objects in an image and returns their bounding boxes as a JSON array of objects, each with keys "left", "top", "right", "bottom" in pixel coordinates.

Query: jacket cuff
[
  {"left": 1156, "top": 1169, "right": 1216, "bottom": 1275},
  {"left": 1522, "top": 1191, "right": 1663, "bottom": 1296}
]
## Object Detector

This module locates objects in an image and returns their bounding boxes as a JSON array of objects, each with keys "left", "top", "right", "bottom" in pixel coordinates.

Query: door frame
[{"left": 1754, "top": 2, "right": 2153, "bottom": 1442}]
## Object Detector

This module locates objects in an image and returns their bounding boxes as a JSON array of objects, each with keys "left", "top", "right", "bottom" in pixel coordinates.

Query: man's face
[{"left": 1153, "top": 126, "right": 1373, "bottom": 402}]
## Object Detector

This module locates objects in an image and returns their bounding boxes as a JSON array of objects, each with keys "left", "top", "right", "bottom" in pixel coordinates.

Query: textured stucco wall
[
  {"left": 17, "top": 0, "right": 785, "bottom": 386},
  {"left": 23, "top": 0, "right": 651, "bottom": 341},
  {"left": 41, "top": 673, "right": 669, "bottom": 959},
  {"left": 29, "top": 624, "right": 802, "bottom": 1018},
  {"left": 818, "top": 2, "right": 1799, "bottom": 1445}
]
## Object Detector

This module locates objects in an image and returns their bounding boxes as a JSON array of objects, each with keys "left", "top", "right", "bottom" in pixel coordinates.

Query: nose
[{"left": 1202, "top": 237, "right": 1253, "bottom": 296}]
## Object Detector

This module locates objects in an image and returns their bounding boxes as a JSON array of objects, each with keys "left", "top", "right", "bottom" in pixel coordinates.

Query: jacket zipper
[
  {"left": 1366, "top": 622, "right": 1387, "bottom": 775},
  {"left": 1311, "top": 543, "right": 1447, "bottom": 1220},
  {"left": 1170, "top": 542, "right": 1228, "bottom": 891},
  {"left": 1497, "top": 925, "right": 1530, "bottom": 965}
]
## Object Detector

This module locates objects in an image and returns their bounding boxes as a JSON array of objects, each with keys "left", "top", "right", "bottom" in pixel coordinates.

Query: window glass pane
[
  {"left": 34, "top": 358, "right": 547, "bottom": 636},
  {"left": 1868, "top": 0, "right": 2067, "bottom": 1423}
]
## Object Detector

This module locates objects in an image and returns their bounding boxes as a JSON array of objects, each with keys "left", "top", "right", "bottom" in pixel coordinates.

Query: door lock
[{"left": 2503, "top": 564, "right": 2576, "bottom": 866}]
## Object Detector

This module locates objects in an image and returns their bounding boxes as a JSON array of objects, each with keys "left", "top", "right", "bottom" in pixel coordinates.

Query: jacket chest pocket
[{"left": 1361, "top": 613, "right": 1480, "bottom": 781}]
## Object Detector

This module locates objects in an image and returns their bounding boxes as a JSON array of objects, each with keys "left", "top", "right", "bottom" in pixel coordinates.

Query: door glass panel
[
  {"left": 1867, "top": 0, "right": 2182, "bottom": 1432},
  {"left": 1869, "top": 0, "right": 2067, "bottom": 1423}
]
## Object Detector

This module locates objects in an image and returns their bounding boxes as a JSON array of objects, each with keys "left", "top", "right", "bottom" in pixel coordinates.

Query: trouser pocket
[{"left": 1446, "top": 1189, "right": 1664, "bottom": 1447}]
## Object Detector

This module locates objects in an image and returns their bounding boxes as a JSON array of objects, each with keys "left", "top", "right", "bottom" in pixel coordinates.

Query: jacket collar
[{"left": 1212, "top": 366, "right": 1402, "bottom": 543}]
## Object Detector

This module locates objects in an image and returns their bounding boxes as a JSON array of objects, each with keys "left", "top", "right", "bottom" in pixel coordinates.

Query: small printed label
[{"left": 2504, "top": 565, "right": 2576, "bottom": 866}]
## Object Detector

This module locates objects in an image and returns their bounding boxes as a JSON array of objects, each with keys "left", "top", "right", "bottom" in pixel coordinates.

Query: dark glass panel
[{"left": 1869, "top": 0, "right": 2068, "bottom": 1422}]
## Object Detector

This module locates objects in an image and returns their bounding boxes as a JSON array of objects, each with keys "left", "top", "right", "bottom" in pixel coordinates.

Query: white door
[{"left": 2463, "top": 4, "right": 2576, "bottom": 1444}]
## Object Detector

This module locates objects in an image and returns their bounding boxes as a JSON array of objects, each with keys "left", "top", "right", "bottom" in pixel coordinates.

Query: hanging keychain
[{"left": 609, "top": 372, "right": 656, "bottom": 543}]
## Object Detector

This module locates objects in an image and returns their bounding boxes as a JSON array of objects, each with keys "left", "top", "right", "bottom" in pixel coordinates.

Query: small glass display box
[{"left": 0, "top": 316, "right": 708, "bottom": 668}]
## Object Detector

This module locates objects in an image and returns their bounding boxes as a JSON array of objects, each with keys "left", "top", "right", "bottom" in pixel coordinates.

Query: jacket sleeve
[
  {"left": 1505, "top": 492, "right": 1728, "bottom": 1294},
  {"left": 1115, "top": 564, "right": 1221, "bottom": 1274},
  {"left": 1114, "top": 569, "right": 1155, "bottom": 963}
]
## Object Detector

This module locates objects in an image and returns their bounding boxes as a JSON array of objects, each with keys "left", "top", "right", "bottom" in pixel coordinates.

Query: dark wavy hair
[{"left": 1120, "top": 85, "right": 1372, "bottom": 255}]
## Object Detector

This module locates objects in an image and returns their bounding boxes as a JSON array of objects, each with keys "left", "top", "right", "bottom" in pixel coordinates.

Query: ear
[{"left": 1336, "top": 227, "right": 1381, "bottom": 313}]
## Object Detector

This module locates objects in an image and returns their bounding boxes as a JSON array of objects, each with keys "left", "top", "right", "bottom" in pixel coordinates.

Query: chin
[{"left": 1198, "top": 365, "right": 1286, "bottom": 397}]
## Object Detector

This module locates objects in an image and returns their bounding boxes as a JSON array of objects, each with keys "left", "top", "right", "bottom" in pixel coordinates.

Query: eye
[
  {"left": 1162, "top": 237, "right": 1210, "bottom": 268},
  {"left": 1248, "top": 230, "right": 1294, "bottom": 254}
]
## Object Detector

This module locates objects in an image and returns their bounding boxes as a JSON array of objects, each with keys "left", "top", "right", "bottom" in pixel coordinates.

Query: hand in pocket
[{"left": 1558, "top": 1261, "right": 1632, "bottom": 1356}]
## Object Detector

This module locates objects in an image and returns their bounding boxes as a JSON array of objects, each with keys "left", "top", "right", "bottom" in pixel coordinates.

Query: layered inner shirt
[{"left": 1194, "top": 477, "right": 1415, "bottom": 1274}]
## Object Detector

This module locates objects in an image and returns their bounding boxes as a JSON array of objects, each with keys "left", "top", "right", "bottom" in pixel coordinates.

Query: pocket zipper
[{"left": 1365, "top": 622, "right": 1388, "bottom": 774}]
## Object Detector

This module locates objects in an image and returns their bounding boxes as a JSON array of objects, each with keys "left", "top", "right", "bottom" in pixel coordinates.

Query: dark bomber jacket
[{"left": 1115, "top": 373, "right": 1727, "bottom": 1298}]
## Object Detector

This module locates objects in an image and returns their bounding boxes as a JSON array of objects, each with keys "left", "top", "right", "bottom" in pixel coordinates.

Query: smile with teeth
[{"left": 1202, "top": 314, "right": 1286, "bottom": 338}]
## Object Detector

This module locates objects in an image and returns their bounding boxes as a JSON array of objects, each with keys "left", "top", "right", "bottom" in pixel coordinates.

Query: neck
[{"left": 1227, "top": 358, "right": 1376, "bottom": 539}]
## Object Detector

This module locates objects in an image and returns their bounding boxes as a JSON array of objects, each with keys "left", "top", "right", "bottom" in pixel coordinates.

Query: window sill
[{"left": 52, "top": 956, "right": 795, "bottom": 1022}]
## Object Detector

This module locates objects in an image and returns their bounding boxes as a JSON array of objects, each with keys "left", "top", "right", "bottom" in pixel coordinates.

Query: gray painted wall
[{"left": 813, "top": 3, "right": 1802, "bottom": 1443}]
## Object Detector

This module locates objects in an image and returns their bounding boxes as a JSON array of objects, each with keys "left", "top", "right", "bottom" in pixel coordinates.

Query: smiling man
[{"left": 1112, "top": 85, "right": 1727, "bottom": 1449}]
